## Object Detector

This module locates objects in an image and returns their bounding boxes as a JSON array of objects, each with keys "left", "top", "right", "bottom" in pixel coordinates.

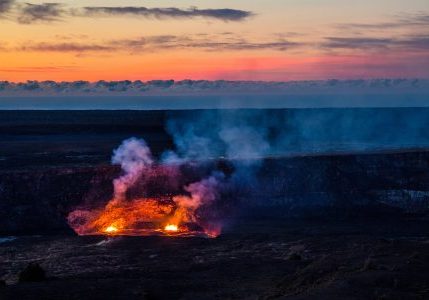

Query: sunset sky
[{"left": 1, "top": 0, "right": 429, "bottom": 81}]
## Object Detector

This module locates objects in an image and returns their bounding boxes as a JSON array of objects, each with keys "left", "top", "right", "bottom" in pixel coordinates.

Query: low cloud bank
[{"left": 0, "top": 79, "right": 428, "bottom": 96}]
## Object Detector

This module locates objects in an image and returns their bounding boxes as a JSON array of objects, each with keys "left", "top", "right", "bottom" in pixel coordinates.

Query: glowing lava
[
  {"left": 67, "top": 196, "right": 221, "bottom": 238},
  {"left": 66, "top": 138, "right": 224, "bottom": 239},
  {"left": 164, "top": 224, "right": 179, "bottom": 232},
  {"left": 104, "top": 225, "right": 119, "bottom": 234}
]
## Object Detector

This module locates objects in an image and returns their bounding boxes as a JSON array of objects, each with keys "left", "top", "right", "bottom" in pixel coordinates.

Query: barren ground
[{"left": 1, "top": 218, "right": 429, "bottom": 300}]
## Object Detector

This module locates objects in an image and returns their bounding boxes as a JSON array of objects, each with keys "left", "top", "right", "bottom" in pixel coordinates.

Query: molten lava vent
[
  {"left": 67, "top": 138, "right": 224, "bottom": 238},
  {"left": 68, "top": 195, "right": 221, "bottom": 238}
]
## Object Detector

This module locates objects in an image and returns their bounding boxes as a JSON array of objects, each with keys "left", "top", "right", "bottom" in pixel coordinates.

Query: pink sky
[{"left": 0, "top": 0, "right": 428, "bottom": 81}]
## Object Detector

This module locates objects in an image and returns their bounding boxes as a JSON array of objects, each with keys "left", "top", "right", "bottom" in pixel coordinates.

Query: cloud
[
  {"left": 17, "top": 3, "right": 64, "bottom": 24},
  {"left": 16, "top": 34, "right": 301, "bottom": 53},
  {"left": 14, "top": 32, "right": 429, "bottom": 55},
  {"left": 324, "top": 13, "right": 429, "bottom": 53},
  {"left": 19, "top": 42, "right": 115, "bottom": 52},
  {"left": 0, "top": 0, "right": 14, "bottom": 15},
  {"left": 0, "top": 66, "right": 76, "bottom": 73},
  {"left": 337, "top": 13, "right": 429, "bottom": 31},
  {"left": 116, "top": 34, "right": 300, "bottom": 51},
  {"left": 79, "top": 6, "right": 252, "bottom": 21},
  {"left": 0, "top": 79, "right": 428, "bottom": 96},
  {"left": 399, "top": 36, "right": 429, "bottom": 50},
  {"left": 2, "top": 2, "right": 252, "bottom": 24},
  {"left": 322, "top": 37, "right": 393, "bottom": 50},
  {"left": 322, "top": 36, "right": 429, "bottom": 52}
]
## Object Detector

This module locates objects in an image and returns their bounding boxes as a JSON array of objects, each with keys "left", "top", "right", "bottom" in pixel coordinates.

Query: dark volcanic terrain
[
  {"left": 1, "top": 109, "right": 429, "bottom": 299},
  {"left": 1, "top": 219, "right": 429, "bottom": 300}
]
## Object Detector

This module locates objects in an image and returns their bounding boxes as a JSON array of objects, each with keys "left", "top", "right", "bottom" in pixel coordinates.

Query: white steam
[{"left": 111, "top": 137, "right": 153, "bottom": 200}]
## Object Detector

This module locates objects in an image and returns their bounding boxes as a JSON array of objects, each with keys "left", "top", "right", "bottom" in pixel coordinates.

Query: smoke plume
[
  {"left": 111, "top": 138, "right": 154, "bottom": 200},
  {"left": 69, "top": 107, "right": 429, "bottom": 236}
]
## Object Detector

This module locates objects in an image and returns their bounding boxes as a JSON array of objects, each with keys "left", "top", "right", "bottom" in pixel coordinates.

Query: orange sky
[{"left": 1, "top": 0, "right": 429, "bottom": 81}]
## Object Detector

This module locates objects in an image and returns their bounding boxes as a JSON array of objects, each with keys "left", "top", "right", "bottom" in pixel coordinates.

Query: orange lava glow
[
  {"left": 164, "top": 224, "right": 179, "bottom": 232},
  {"left": 68, "top": 196, "right": 221, "bottom": 238},
  {"left": 104, "top": 225, "right": 119, "bottom": 234}
]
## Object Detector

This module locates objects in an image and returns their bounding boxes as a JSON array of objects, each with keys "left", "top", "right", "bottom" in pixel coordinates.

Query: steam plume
[{"left": 111, "top": 138, "right": 154, "bottom": 200}]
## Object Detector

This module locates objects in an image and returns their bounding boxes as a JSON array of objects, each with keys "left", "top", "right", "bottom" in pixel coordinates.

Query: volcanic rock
[
  {"left": 18, "top": 263, "right": 46, "bottom": 283},
  {"left": 362, "top": 257, "right": 378, "bottom": 271},
  {"left": 287, "top": 253, "right": 303, "bottom": 261}
]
